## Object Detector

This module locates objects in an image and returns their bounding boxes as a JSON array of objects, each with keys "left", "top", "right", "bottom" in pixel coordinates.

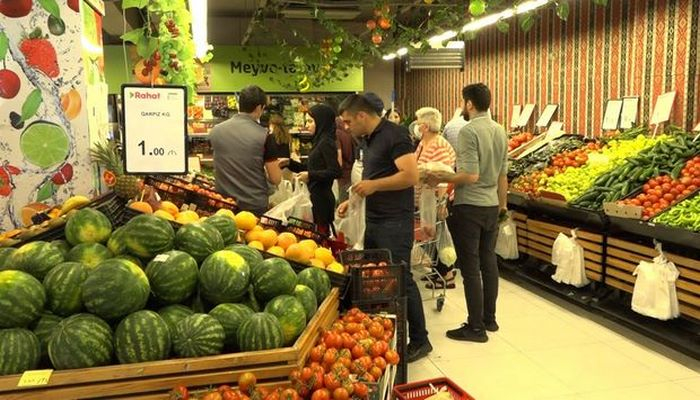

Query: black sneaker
[
  {"left": 406, "top": 341, "right": 433, "bottom": 363},
  {"left": 446, "top": 324, "right": 488, "bottom": 343},
  {"left": 485, "top": 320, "right": 499, "bottom": 332}
]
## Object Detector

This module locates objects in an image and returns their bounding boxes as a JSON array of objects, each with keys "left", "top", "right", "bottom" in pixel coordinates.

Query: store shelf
[
  {"left": 525, "top": 199, "right": 608, "bottom": 230},
  {"left": 608, "top": 216, "right": 700, "bottom": 251}
]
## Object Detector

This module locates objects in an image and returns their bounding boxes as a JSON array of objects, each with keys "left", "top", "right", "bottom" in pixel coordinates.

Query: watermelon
[
  {"left": 172, "top": 313, "right": 225, "bottom": 357},
  {"left": 294, "top": 284, "right": 318, "bottom": 321},
  {"left": 225, "top": 244, "right": 263, "bottom": 272},
  {"left": 113, "top": 254, "right": 143, "bottom": 268},
  {"left": 237, "top": 312, "right": 284, "bottom": 352},
  {"left": 297, "top": 268, "right": 331, "bottom": 302},
  {"left": 209, "top": 303, "right": 254, "bottom": 349},
  {"left": 65, "top": 208, "right": 113, "bottom": 245},
  {"left": 43, "top": 262, "right": 88, "bottom": 316},
  {"left": 0, "top": 247, "right": 17, "bottom": 270},
  {"left": 203, "top": 214, "right": 238, "bottom": 245},
  {"left": 82, "top": 259, "right": 150, "bottom": 320},
  {"left": 0, "top": 329, "right": 40, "bottom": 375},
  {"left": 115, "top": 310, "right": 171, "bottom": 364},
  {"left": 66, "top": 243, "right": 113, "bottom": 269},
  {"left": 264, "top": 295, "right": 306, "bottom": 346},
  {"left": 251, "top": 258, "right": 296, "bottom": 303},
  {"left": 199, "top": 250, "right": 250, "bottom": 304},
  {"left": 122, "top": 214, "right": 176, "bottom": 259},
  {"left": 9, "top": 241, "right": 65, "bottom": 280},
  {"left": 0, "top": 270, "right": 46, "bottom": 328},
  {"left": 158, "top": 304, "right": 194, "bottom": 336},
  {"left": 51, "top": 240, "right": 71, "bottom": 257},
  {"left": 145, "top": 251, "right": 199, "bottom": 305},
  {"left": 190, "top": 291, "right": 210, "bottom": 313},
  {"left": 107, "top": 226, "right": 128, "bottom": 255},
  {"left": 241, "top": 286, "right": 261, "bottom": 312},
  {"left": 48, "top": 313, "right": 113, "bottom": 370},
  {"left": 33, "top": 313, "right": 63, "bottom": 359},
  {"left": 175, "top": 222, "right": 224, "bottom": 263}
]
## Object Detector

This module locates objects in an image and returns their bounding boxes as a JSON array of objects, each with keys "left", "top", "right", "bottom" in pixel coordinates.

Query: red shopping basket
[{"left": 393, "top": 378, "right": 475, "bottom": 400}]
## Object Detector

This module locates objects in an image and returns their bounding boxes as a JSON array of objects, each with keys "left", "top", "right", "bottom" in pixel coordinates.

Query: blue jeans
[{"left": 365, "top": 217, "right": 429, "bottom": 344}]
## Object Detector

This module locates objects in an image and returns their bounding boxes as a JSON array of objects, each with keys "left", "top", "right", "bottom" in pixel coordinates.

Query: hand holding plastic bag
[
  {"left": 495, "top": 211, "right": 519, "bottom": 260},
  {"left": 551, "top": 230, "right": 589, "bottom": 288},
  {"left": 269, "top": 179, "right": 294, "bottom": 207}
]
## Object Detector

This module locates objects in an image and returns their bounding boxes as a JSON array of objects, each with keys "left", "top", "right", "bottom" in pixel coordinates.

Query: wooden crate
[
  {"left": 512, "top": 212, "right": 528, "bottom": 256},
  {"left": 522, "top": 218, "right": 605, "bottom": 282},
  {"left": 605, "top": 238, "right": 700, "bottom": 321},
  {"left": 0, "top": 289, "right": 340, "bottom": 400}
]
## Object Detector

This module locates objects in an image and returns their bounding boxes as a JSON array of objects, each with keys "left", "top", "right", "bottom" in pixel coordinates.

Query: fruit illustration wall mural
[{"left": 0, "top": 0, "right": 101, "bottom": 231}]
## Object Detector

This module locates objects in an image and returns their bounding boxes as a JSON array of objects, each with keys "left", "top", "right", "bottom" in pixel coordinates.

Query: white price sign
[
  {"left": 620, "top": 97, "right": 639, "bottom": 129},
  {"left": 509, "top": 105, "right": 522, "bottom": 128},
  {"left": 650, "top": 91, "right": 676, "bottom": 125},
  {"left": 122, "top": 85, "right": 188, "bottom": 174},
  {"left": 517, "top": 104, "right": 536, "bottom": 128},
  {"left": 602, "top": 99, "right": 623, "bottom": 130},
  {"left": 536, "top": 104, "right": 558, "bottom": 127}
]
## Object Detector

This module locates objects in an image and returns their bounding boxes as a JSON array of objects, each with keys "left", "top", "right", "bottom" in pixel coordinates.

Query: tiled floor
[{"left": 409, "top": 275, "right": 700, "bottom": 399}]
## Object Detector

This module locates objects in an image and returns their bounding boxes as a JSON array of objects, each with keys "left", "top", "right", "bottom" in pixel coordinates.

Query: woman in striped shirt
[{"left": 414, "top": 107, "right": 457, "bottom": 289}]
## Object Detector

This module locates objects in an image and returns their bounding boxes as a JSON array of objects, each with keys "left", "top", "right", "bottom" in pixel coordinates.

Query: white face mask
[{"left": 413, "top": 124, "right": 423, "bottom": 139}]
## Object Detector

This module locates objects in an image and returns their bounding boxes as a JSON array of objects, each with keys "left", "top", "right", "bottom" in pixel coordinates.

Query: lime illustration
[{"left": 20, "top": 121, "right": 70, "bottom": 169}]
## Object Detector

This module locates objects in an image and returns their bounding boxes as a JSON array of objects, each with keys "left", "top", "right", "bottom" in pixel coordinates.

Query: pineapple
[{"left": 90, "top": 141, "right": 142, "bottom": 199}]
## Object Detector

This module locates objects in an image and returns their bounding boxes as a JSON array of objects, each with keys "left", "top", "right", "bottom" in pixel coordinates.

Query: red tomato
[
  {"left": 311, "top": 389, "right": 331, "bottom": 400},
  {"left": 369, "top": 366, "right": 383, "bottom": 380},
  {"left": 663, "top": 193, "right": 675, "bottom": 202},
  {"left": 688, "top": 185, "right": 698, "bottom": 192},
  {"left": 310, "top": 345, "right": 326, "bottom": 362},
  {"left": 222, "top": 390, "right": 240, "bottom": 400},
  {"left": 238, "top": 372, "right": 257, "bottom": 395},
  {"left": 300, "top": 367, "right": 313, "bottom": 382},
  {"left": 202, "top": 392, "right": 224, "bottom": 400},
  {"left": 647, "top": 195, "right": 659, "bottom": 203},
  {"left": 373, "top": 356, "right": 388, "bottom": 371},
  {"left": 323, "top": 348, "right": 339, "bottom": 365},
  {"left": 341, "top": 333, "right": 356, "bottom": 349},
  {"left": 630, "top": 199, "right": 641, "bottom": 206},
  {"left": 649, "top": 180, "right": 659, "bottom": 188},
  {"left": 170, "top": 385, "right": 190, "bottom": 400},
  {"left": 324, "top": 332, "right": 343, "bottom": 349},
  {"left": 281, "top": 388, "right": 300, "bottom": 400},
  {"left": 643, "top": 184, "right": 651, "bottom": 193},
  {"left": 333, "top": 388, "right": 350, "bottom": 400},
  {"left": 692, "top": 177, "right": 700, "bottom": 186},
  {"left": 351, "top": 344, "right": 366, "bottom": 359},
  {"left": 323, "top": 373, "right": 341, "bottom": 390},
  {"left": 312, "top": 372, "right": 325, "bottom": 390},
  {"left": 367, "top": 322, "right": 384, "bottom": 339},
  {"left": 670, "top": 189, "right": 680, "bottom": 196},
  {"left": 344, "top": 322, "right": 361, "bottom": 334},
  {"left": 353, "top": 382, "right": 369, "bottom": 398}
]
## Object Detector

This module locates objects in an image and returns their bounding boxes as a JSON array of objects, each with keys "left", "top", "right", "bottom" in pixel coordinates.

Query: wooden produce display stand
[{"left": 0, "top": 289, "right": 340, "bottom": 400}]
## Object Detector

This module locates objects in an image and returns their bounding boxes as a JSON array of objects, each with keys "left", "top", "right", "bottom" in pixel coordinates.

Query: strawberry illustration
[
  {"left": 51, "top": 163, "right": 72, "bottom": 185},
  {"left": 0, "top": 169, "right": 13, "bottom": 197},
  {"left": 20, "top": 30, "right": 60, "bottom": 78}
]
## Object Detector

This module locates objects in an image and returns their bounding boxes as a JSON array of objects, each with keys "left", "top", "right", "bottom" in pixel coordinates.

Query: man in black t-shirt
[{"left": 338, "top": 94, "right": 432, "bottom": 363}]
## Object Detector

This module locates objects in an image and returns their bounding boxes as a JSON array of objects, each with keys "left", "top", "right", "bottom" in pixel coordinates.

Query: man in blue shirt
[
  {"left": 428, "top": 84, "right": 509, "bottom": 343},
  {"left": 338, "top": 94, "right": 432, "bottom": 362}
]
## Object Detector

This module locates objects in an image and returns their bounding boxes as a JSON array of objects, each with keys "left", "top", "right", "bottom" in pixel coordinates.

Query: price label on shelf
[
  {"left": 122, "top": 85, "right": 188, "bottom": 174},
  {"left": 620, "top": 97, "right": 639, "bottom": 129},
  {"left": 602, "top": 99, "right": 623, "bottom": 130},
  {"left": 516, "top": 104, "right": 536, "bottom": 128},
  {"left": 650, "top": 91, "right": 676, "bottom": 125},
  {"left": 17, "top": 369, "right": 53, "bottom": 387}
]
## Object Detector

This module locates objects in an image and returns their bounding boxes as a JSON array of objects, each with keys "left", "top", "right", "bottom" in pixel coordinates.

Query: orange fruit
[
  {"left": 245, "top": 229, "right": 263, "bottom": 244},
  {"left": 276, "top": 232, "right": 298, "bottom": 250},
  {"left": 267, "top": 246, "right": 285, "bottom": 257},
  {"left": 154, "top": 209, "right": 175, "bottom": 221},
  {"left": 248, "top": 241, "right": 264, "bottom": 251},
  {"left": 159, "top": 201, "right": 179, "bottom": 216},
  {"left": 21, "top": 203, "right": 50, "bottom": 227},
  {"left": 286, "top": 243, "right": 312, "bottom": 263},
  {"left": 259, "top": 229, "right": 278, "bottom": 250},
  {"left": 60, "top": 88, "right": 82, "bottom": 120},
  {"left": 235, "top": 211, "right": 258, "bottom": 231},
  {"left": 299, "top": 239, "right": 318, "bottom": 252},
  {"left": 314, "top": 247, "right": 335, "bottom": 266},
  {"left": 129, "top": 201, "right": 153, "bottom": 214},
  {"left": 309, "top": 258, "right": 326, "bottom": 269}
]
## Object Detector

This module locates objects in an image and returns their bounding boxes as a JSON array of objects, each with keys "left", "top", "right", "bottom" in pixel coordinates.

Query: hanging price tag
[
  {"left": 650, "top": 91, "right": 676, "bottom": 125},
  {"left": 17, "top": 370, "right": 53, "bottom": 387},
  {"left": 516, "top": 104, "right": 536, "bottom": 128},
  {"left": 509, "top": 105, "right": 522, "bottom": 128},
  {"left": 535, "top": 104, "right": 558, "bottom": 127},
  {"left": 602, "top": 99, "right": 623, "bottom": 130}
]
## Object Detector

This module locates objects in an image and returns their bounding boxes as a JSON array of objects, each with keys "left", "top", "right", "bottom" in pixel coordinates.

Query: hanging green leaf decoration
[
  {"left": 21, "top": 90, "right": 43, "bottom": 122},
  {"left": 0, "top": 32, "right": 9, "bottom": 60},
  {"left": 36, "top": 181, "right": 57, "bottom": 202},
  {"left": 520, "top": 14, "right": 536, "bottom": 33},
  {"left": 557, "top": 1, "right": 570, "bottom": 21},
  {"left": 120, "top": 28, "right": 145, "bottom": 45},
  {"left": 496, "top": 20, "right": 510, "bottom": 33}
]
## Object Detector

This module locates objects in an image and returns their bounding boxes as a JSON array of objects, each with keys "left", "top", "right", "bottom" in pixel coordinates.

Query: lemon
[{"left": 20, "top": 122, "right": 70, "bottom": 168}]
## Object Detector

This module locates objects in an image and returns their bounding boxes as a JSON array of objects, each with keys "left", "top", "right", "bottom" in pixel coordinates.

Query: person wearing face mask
[
  {"left": 386, "top": 108, "right": 401, "bottom": 124},
  {"left": 282, "top": 104, "right": 342, "bottom": 234},
  {"left": 414, "top": 107, "right": 457, "bottom": 288},
  {"left": 210, "top": 85, "right": 284, "bottom": 216},
  {"left": 426, "top": 83, "right": 509, "bottom": 343}
]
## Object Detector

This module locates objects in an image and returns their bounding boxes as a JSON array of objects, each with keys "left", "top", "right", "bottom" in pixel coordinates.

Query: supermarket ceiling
[{"left": 102, "top": 0, "right": 462, "bottom": 45}]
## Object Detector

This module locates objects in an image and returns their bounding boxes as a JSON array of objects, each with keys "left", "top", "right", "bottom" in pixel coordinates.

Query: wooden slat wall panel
[{"left": 396, "top": 0, "right": 700, "bottom": 134}]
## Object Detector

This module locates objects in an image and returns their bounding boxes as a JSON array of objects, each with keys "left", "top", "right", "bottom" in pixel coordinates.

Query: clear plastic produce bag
[
  {"left": 290, "top": 178, "right": 314, "bottom": 223},
  {"left": 631, "top": 245, "right": 680, "bottom": 320},
  {"left": 551, "top": 230, "right": 590, "bottom": 288},
  {"left": 495, "top": 211, "right": 519, "bottom": 260},
  {"left": 335, "top": 189, "right": 365, "bottom": 249},
  {"left": 268, "top": 179, "right": 294, "bottom": 207},
  {"left": 419, "top": 187, "right": 438, "bottom": 238},
  {"left": 437, "top": 223, "right": 457, "bottom": 267}
]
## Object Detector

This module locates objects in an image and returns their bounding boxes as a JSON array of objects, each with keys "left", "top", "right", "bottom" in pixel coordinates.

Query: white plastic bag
[
  {"left": 631, "top": 247, "right": 680, "bottom": 320},
  {"left": 437, "top": 223, "right": 457, "bottom": 267},
  {"left": 335, "top": 189, "right": 365, "bottom": 249},
  {"left": 419, "top": 187, "right": 437, "bottom": 238},
  {"left": 290, "top": 178, "right": 314, "bottom": 223},
  {"left": 551, "top": 230, "right": 590, "bottom": 288},
  {"left": 351, "top": 150, "right": 364, "bottom": 185},
  {"left": 268, "top": 179, "right": 294, "bottom": 207},
  {"left": 495, "top": 212, "right": 519, "bottom": 260}
]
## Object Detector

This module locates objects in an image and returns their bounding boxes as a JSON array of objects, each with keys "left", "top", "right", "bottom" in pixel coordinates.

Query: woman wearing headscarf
[{"left": 283, "top": 104, "right": 342, "bottom": 234}]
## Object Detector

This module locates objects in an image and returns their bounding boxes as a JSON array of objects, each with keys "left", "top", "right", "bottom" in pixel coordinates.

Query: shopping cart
[{"left": 412, "top": 213, "right": 447, "bottom": 312}]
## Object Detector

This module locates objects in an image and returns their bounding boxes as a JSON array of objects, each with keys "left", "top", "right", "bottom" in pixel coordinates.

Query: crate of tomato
[{"left": 341, "top": 250, "right": 405, "bottom": 302}]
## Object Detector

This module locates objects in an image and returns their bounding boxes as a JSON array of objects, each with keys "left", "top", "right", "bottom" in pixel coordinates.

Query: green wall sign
[{"left": 104, "top": 45, "right": 364, "bottom": 94}]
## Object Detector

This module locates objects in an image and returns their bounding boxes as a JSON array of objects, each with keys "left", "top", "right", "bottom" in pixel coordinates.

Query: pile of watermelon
[{"left": 0, "top": 208, "right": 332, "bottom": 376}]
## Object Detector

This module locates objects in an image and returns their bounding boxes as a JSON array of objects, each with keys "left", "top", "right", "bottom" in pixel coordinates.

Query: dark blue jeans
[{"left": 365, "top": 217, "right": 429, "bottom": 345}]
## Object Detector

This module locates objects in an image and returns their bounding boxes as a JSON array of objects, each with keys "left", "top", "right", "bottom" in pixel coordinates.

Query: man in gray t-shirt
[
  {"left": 210, "top": 86, "right": 283, "bottom": 216},
  {"left": 427, "top": 83, "right": 508, "bottom": 343}
]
